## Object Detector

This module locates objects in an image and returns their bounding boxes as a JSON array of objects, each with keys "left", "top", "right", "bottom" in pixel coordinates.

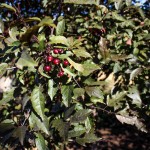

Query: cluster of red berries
[{"left": 43, "top": 48, "right": 69, "bottom": 77}]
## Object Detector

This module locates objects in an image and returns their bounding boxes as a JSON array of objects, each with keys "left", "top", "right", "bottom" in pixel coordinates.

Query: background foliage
[{"left": 0, "top": 0, "right": 150, "bottom": 149}]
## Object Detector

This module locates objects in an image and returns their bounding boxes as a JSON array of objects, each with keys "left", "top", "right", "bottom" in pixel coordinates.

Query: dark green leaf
[
  {"left": 107, "top": 91, "right": 127, "bottom": 107},
  {"left": 0, "top": 88, "right": 14, "bottom": 106},
  {"left": 0, "top": 19, "right": 4, "bottom": 34},
  {"left": 0, "top": 119, "right": 15, "bottom": 133},
  {"left": 130, "top": 68, "right": 142, "bottom": 81},
  {"left": 61, "top": 85, "right": 73, "bottom": 107},
  {"left": 68, "top": 125, "right": 86, "bottom": 138},
  {"left": 0, "top": 63, "right": 8, "bottom": 77},
  {"left": 16, "top": 50, "right": 38, "bottom": 71},
  {"left": 31, "top": 86, "right": 45, "bottom": 120},
  {"left": 85, "top": 86, "right": 103, "bottom": 99},
  {"left": 76, "top": 130, "right": 100, "bottom": 146},
  {"left": 12, "top": 126, "right": 27, "bottom": 145},
  {"left": 64, "top": 105, "right": 75, "bottom": 120},
  {"left": 52, "top": 119, "right": 69, "bottom": 141},
  {"left": 35, "top": 133, "right": 48, "bottom": 150},
  {"left": 48, "top": 79, "right": 58, "bottom": 101},
  {"left": 73, "top": 88, "right": 85, "bottom": 99},
  {"left": 70, "top": 109, "right": 91, "bottom": 123},
  {"left": 29, "top": 112, "right": 50, "bottom": 135},
  {"left": 127, "top": 86, "right": 142, "bottom": 107}
]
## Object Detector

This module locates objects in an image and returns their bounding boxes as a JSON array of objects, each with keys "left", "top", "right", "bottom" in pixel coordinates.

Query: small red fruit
[
  {"left": 44, "top": 65, "right": 51, "bottom": 72},
  {"left": 63, "top": 60, "right": 69, "bottom": 67},
  {"left": 58, "top": 71, "right": 64, "bottom": 77},
  {"left": 53, "top": 58, "right": 60, "bottom": 65},
  {"left": 53, "top": 49, "right": 59, "bottom": 54},
  {"left": 47, "top": 55, "right": 53, "bottom": 62},
  {"left": 58, "top": 49, "right": 64, "bottom": 54}
]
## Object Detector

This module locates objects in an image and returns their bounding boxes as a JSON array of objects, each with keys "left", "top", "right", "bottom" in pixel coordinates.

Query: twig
[
  {"left": 22, "top": 109, "right": 30, "bottom": 126},
  {"left": 72, "top": 77, "right": 81, "bottom": 88},
  {"left": 6, "top": 67, "right": 17, "bottom": 70},
  {"left": 92, "top": 106, "right": 115, "bottom": 115}
]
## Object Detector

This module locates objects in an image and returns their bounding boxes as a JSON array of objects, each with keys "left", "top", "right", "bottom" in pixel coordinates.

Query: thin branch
[
  {"left": 6, "top": 67, "right": 17, "bottom": 70},
  {"left": 73, "top": 77, "right": 81, "bottom": 88}
]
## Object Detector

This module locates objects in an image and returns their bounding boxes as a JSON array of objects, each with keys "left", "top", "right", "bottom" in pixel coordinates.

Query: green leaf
[
  {"left": 38, "top": 33, "right": 46, "bottom": 51},
  {"left": 130, "top": 68, "right": 142, "bottom": 81},
  {"left": 64, "top": 0, "right": 100, "bottom": 5},
  {"left": 61, "top": 66, "right": 76, "bottom": 77},
  {"left": 9, "top": 27, "right": 19, "bottom": 41},
  {"left": 137, "top": 7, "right": 145, "bottom": 19},
  {"left": 85, "top": 117, "right": 92, "bottom": 133},
  {"left": 107, "top": 91, "right": 127, "bottom": 107},
  {"left": 68, "top": 125, "right": 86, "bottom": 138},
  {"left": 67, "top": 58, "right": 84, "bottom": 72},
  {"left": 114, "top": 0, "right": 123, "bottom": 10},
  {"left": 0, "top": 88, "right": 14, "bottom": 106},
  {"left": 70, "top": 109, "right": 91, "bottom": 123},
  {"left": 48, "top": 79, "right": 58, "bottom": 100},
  {"left": 127, "top": 86, "right": 142, "bottom": 107},
  {"left": 31, "top": 86, "right": 45, "bottom": 120},
  {"left": 0, "top": 63, "right": 8, "bottom": 77},
  {"left": 29, "top": 112, "right": 50, "bottom": 135},
  {"left": 20, "top": 25, "right": 39, "bottom": 42},
  {"left": 61, "top": 85, "right": 73, "bottom": 107},
  {"left": 73, "top": 88, "right": 85, "bottom": 99},
  {"left": 56, "top": 19, "right": 65, "bottom": 36},
  {"left": 16, "top": 50, "right": 38, "bottom": 71},
  {"left": 38, "top": 64, "right": 51, "bottom": 78},
  {"left": 98, "top": 37, "right": 110, "bottom": 61},
  {"left": 0, "top": 3, "right": 16, "bottom": 12},
  {"left": 42, "top": 0, "right": 48, "bottom": 7},
  {"left": 24, "top": 17, "right": 41, "bottom": 22},
  {"left": 73, "top": 48, "right": 92, "bottom": 58},
  {"left": 76, "top": 130, "right": 100, "bottom": 146},
  {"left": 38, "top": 16, "right": 56, "bottom": 27},
  {"left": 85, "top": 86, "right": 103, "bottom": 99},
  {"left": 116, "top": 115, "right": 147, "bottom": 132},
  {"left": 50, "top": 36, "right": 68, "bottom": 45},
  {"left": 64, "top": 105, "right": 76, "bottom": 120},
  {"left": 12, "top": 126, "right": 27, "bottom": 145},
  {"left": 90, "top": 97, "right": 105, "bottom": 104},
  {"left": 112, "top": 12, "right": 126, "bottom": 21},
  {"left": 126, "top": 0, "right": 131, "bottom": 6},
  {"left": 52, "top": 119, "right": 69, "bottom": 141},
  {"left": 35, "top": 133, "right": 47, "bottom": 150},
  {"left": 0, "top": 19, "right": 4, "bottom": 34},
  {"left": 82, "top": 62, "right": 99, "bottom": 76},
  {"left": 113, "top": 62, "right": 121, "bottom": 73},
  {"left": 0, "top": 119, "right": 15, "bottom": 133}
]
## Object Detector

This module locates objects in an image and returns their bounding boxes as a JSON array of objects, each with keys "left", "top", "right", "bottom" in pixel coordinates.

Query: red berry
[
  {"left": 58, "top": 71, "right": 64, "bottom": 77},
  {"left": 58, "top": 49, "right": 64, "bottom": 54},
  {"left": 44, "top": 65, "right": 51, "bottom": 72},
  {"left": 47, "top": 55, "right": 53, "bottom": 62},
  {"left": 63, "top": 60, "right": 69, "bottom": 67},
  {"left": 53, "top": 58, "right": 60, "bottom": 65},
  {"left": 53, "top": 49, "right": 59, "bottom": 54}
]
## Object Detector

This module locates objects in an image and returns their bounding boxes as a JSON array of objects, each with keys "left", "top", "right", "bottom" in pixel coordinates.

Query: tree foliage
[{"left": 0, "top": 0, "right": 150, "bottom": 149}]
